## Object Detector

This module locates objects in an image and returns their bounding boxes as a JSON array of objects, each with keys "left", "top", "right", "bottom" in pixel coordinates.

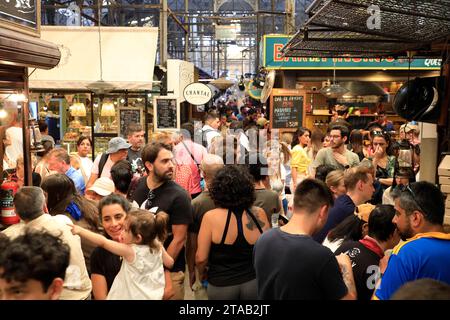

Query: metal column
[
  {"left": 285, "top": 0, "right": 296, "bottom": 34},
  {"left": 159, "top": 0, "right": 168, "bottom": 66},
  {"left": 184, "top": 0, "right": 189, "bottom": 61}
]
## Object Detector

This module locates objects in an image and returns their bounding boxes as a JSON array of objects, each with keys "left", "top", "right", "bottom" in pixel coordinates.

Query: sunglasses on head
[
  {"left": 145, "top": 190, "right": 156, "bottom": 210},
  {"left": 397, "top": 184, "right": 427, "bottom": 215},
  {"left": 371, "top": 130, "right": 388, "bottom": 136}
]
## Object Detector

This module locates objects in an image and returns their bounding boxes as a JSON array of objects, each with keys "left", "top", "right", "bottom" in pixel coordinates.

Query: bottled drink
[{"left": 271, "top": 211, "right": 280, "bottom": 228}]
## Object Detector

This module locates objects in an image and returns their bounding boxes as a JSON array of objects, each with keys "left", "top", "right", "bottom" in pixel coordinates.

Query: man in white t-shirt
[
  {"left": 86, "top": 137, "right": 130, "bottom": 189},
  {"left": 201, "top": 112, "right": 221, "bottom": 150},
  {"left": 2, "top": 187, "right": 92, "bottom": 300}
]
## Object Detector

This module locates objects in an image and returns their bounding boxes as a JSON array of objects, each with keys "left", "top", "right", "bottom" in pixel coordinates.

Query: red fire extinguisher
[{"left": 0, "top": 178, "right": 20, "bottom": 225}]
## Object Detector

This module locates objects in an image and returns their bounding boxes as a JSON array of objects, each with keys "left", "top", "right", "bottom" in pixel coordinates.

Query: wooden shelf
[
  {"left": 306, "top": 90, "right": 322, "bottom": 94},
  {"left": 306, "top": 113, "right": 377, "bottom": 117}
]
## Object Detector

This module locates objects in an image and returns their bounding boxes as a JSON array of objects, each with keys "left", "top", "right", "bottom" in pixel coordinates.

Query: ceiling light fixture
[{"left": 320, "top": 61, "right": 348, "bottom": 98}]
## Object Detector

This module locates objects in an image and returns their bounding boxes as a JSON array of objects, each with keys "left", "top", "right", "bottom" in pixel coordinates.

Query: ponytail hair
[{"left": 127, "top": 209, "right": 169, "bottom": 251}]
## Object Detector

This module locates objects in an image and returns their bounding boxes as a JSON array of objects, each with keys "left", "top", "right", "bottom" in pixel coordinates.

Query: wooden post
[{"left": 22, "top": 68, "right": 32, "bottom": 186}]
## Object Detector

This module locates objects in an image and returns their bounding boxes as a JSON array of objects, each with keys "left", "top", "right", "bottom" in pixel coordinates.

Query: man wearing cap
[
  {"left": 334, "top": 204, "right": 400, "bottom": 300},
  {"left": 85, "top": 177, "right": 115, "bottom": 202},
  {"left": 86, "top": 137, "right": 130, "bottom": 189}
]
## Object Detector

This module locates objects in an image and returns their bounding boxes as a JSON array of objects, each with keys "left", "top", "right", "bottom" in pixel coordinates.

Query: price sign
[{"left": 270, "top": 90, "right": 304, "bottom": 129}]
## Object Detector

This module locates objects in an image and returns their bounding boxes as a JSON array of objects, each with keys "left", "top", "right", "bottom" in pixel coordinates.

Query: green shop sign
[{"left": 263, "top": 35, "right": 441, "bottom": 70}]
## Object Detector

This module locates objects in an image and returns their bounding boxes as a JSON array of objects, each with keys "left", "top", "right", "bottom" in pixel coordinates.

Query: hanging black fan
[{"left": 393, "top": 77, "right": 444, "bottom": 123}]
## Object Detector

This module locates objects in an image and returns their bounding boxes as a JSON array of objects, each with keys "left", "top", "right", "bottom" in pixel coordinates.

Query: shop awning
[
  {"left": 0, "top": 28, "right": 60, "bottom": 69},
  {"left": 29, "top": 80, "right": 155, "bottom": 91},
  {"left": 29, "top": 26, "right": 158, "bottom": 91},
  {"left": 282, "top": 0, "right": 450, "bottom": 58}
]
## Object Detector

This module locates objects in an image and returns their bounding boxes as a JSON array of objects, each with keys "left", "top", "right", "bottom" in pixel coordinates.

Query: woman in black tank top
[{"left": 196, "top": 165, "right": 269, "bottom": 300}]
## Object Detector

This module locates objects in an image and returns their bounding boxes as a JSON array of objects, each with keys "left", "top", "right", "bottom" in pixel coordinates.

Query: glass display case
[
  {"left": 62, "top": 94, "right": 92, "bottom": 156},
  {"left": 31, "top": 91, "right": 151, "bottom": 159},
  {"left": 91, "top": 92, "right": 149, "bottom": 158}
]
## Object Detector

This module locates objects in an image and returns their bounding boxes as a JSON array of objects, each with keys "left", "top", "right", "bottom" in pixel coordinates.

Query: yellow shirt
[{"left": 290, "top": 145, "right": 311, "bottom": 175}]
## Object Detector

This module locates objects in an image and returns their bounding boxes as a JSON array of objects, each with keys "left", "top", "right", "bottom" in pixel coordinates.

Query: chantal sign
[
  {"left": 183, "top": 82, "right": 212, "bottom": 105},
  {"left": 263, "top": 35, "right": 442, "bottom": 70}
]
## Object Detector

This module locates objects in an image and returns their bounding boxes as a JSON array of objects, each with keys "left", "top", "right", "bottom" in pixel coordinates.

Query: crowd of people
[{"left": 1, "top": 104, "right": 450, "bottom": 301}]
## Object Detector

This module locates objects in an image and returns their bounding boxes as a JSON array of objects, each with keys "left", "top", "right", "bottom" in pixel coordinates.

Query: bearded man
[{"left": 132, "top": 142, "right": 193, "bottom": 300}]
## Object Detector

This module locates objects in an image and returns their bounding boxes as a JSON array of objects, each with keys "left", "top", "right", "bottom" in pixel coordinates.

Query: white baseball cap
[{"left": 87, "top": 177, "right": 115, "bottom": 196}]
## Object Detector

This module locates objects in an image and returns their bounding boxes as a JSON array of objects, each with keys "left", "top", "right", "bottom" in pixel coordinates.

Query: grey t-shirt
[
  {"left": 190, "top": 191, "right": 216, "bottom": 234},
  {"left": 312, "top": 147, "right": 360, "bottom": 170},
  {"left": 254, "top": 189, "right": 281, "bottom": 222}
]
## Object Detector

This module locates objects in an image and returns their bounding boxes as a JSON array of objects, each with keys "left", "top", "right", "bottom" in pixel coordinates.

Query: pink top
[
  {"left": 91, "top": 154, "right": 114, "bottom": 179},
  {"left": 173, "top": 139, "right": 207, "bottom": 195}
]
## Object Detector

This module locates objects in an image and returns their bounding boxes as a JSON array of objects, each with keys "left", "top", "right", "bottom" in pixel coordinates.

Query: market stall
[{"left": 28, "top": 26, "right": 158, "bottom": 158}]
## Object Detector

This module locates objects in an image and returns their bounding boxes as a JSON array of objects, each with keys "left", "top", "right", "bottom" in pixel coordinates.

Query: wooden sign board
[
  {"left": 119, "top": 107, "right": 143, "bottom": 138},
  {"left": 0, "top": 0, "right": 40, "bottom": 36},
  {"left": 153, "top": 97, "right": 180, "bottom": 131},
  {"left": 270, "top": 88, "right": 304, "bottom": 131}
]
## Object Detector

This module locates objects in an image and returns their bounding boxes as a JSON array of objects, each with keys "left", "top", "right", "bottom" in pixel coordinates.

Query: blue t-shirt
[
  {"left": 374, "top": 232, "right": 450, "bottom": 300},
  {"left": 66, "top": 166, "right": 86, "bottom": 195}
]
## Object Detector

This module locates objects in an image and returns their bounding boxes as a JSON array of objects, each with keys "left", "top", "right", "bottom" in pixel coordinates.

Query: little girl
[{"left": 70, "top": 209, "right": 174, "bottom": 300}]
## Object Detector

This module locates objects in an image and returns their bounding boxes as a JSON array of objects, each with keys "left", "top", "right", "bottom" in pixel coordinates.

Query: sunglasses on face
[{"left": 145, "top": 190, "right": 156, "bottom": 210}]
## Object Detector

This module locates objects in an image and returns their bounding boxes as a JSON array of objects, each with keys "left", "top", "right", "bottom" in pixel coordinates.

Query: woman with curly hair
[
  {"left": 41, "top": 173, "right": 100, "bottom": 272},
  {"left": 195, "top": 165, "right": 269, "bottom": 300}
]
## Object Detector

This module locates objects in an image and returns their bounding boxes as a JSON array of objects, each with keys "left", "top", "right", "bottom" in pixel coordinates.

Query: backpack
[
  {"left": 98, "top": 153, "right": 109, "bottom": 177},
  {"left": 201, "top": 128, "right": 213, "bottom": 149}
]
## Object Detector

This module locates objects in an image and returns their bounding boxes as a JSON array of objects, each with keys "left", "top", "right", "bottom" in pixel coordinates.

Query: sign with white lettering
[
  {"left": 270, "top": 89, "right": 304, "bottom": 130},
  {"left": 119, "top": 107, "right": 142, "bottom": 138},
  {"left": 153, "top": 97, "right": 180, "bottom": 131},
  {"left": 0, "top": 0, "right": 40, "bottom": 36},
  {"left": 183, "top": 82, "right": 212, "bottom": 105}
]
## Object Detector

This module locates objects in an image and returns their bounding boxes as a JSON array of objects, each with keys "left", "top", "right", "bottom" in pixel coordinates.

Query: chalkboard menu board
[
  {"left": 119, "top": 108, "right": 141, "bottom": 137},
  {"left": 156, "top": 98, "right": 178, "bottom": 129},
  {"left": 0, "top": 0, "right": 39, "bottom": 32},
  {"left": 271, "top": 94, "right": 304, "bottom": 129}
]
